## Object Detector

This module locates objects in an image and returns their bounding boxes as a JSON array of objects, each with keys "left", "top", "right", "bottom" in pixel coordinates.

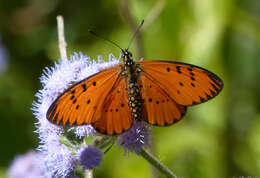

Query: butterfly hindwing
[
  {"left": 92, "top": 76, "right": 133, "bottom": 135},
  {"left": 138, "top": 61, "right": 223, "bottom": 106},
  {"left": 139, "top": 73, "right": 187, "bottom": 126},
  {"left": 46, "top": 65, "right": 122, "bottom": 126}
]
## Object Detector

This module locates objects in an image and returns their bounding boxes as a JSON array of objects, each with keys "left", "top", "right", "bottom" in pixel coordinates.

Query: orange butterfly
[{"left": 46, "top": 49, "right": 223, "bottom": 135}]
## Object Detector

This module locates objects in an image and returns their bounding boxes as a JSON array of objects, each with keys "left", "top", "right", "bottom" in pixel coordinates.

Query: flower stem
[
  {"left": 92, "top": 135, "right": 115, "bottom": 151},
  {"left": 57, "top": 15, "right": 68, "bottom": 61},
  {"left": 140, "top": 148, "right": 177, "bottom": 178}
]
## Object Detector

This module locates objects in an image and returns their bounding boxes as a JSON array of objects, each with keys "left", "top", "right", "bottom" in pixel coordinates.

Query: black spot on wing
[
  {"left": 199, "top": 96, "right": 205, "bottom": 102},
  {"left": 87, "top": 99, "right": 91, "bottom": 104},
  {"left": 187, "top": 67, "right": 193, "bottom": 71},
  {"left": 72, "top": 99, "right": 77, "bottom": 104},
  {"left": 82, "top": 84, "right": 87, "bottom": 92},
  {"left": 176, "top": 66, "right": 181, "bottom": 73}
]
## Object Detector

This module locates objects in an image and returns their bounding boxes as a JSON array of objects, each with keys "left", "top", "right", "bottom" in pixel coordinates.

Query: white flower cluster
[{"left": 32, "top": 52, "right": 120, "bottom": 177}]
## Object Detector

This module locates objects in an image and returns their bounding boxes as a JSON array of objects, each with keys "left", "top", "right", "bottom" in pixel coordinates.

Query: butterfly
[{"left": 46, "top": 48, "right": 223, "bottom": 135}]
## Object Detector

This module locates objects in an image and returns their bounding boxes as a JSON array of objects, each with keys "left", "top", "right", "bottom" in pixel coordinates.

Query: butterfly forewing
[
  {"left": 138, "top": 61, "right": 223, "bottom": 106},
  {"left": 92, "top": 76, "right": 133, "bottom": 135},
  {"left": 139, "top": 74, "right": 187, "bottom": 126},
  {"left": 47, "top": 65, "right": 122, "bottom": 126}
]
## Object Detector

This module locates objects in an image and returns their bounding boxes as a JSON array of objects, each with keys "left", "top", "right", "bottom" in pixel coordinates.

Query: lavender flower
[
  {"left": 7, "top": 150, "right": 43, "bottom": 178},
  {"left": 118, "top": 120, "right": 150, "bottom": 154},
  {"left": 0, "top": 36, "right": 9, "bottom": 74},
  {"left": 79, "top": 146, "right": 103, "bottom": 170},
  {"left": 40, "top": 134, "right": 77, "bottom": 177},
  {"left": 32, "top": 52, "right": 120, "bottom": 177}
]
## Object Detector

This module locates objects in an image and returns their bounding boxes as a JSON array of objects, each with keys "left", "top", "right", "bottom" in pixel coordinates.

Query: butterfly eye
[
  {"left": 120, "top": 54, "right": 125, "bottom": 59},
  {"left": 129, "top": 52, "right": 133, "bottom": 57}
]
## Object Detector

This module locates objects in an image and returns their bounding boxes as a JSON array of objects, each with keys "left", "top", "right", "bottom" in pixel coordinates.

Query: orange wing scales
[
  {"left": 138, "top": 61, "right": 223, "bottom": 106},
  {"left": 92, "top": 77, "right": 133, "bottom": 135},
  {"left": 139, "top": 74, "right": 187, "bottom": 126},
  {"left": 47, "top": 65, "right": 122, "bottom": 127}
]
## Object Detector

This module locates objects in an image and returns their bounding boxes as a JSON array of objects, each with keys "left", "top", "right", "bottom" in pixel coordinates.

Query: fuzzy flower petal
[
  {"left": 32, "top": 52, "right": 120, "bottom": 177},
  {"left": 40, "top": 134, "right": 77, "bottom": 177},
  {"left": 7, "top": 150, "right": 43, "bottom": 178},
  {"left": 118, "top": 120, "right": 150, "bottom": 154},
  {"left": 79, "top": 146, "right": 103, "bottom": 170}
]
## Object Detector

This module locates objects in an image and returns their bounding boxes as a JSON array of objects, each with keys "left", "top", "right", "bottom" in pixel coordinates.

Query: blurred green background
[{"left": 0, "top": 0, "right": 260, "bottom": 177}]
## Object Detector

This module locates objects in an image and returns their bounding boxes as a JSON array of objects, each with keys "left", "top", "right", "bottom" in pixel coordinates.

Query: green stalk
[{"left": 140, "top": 148, "right": 177, "bottom": 178}]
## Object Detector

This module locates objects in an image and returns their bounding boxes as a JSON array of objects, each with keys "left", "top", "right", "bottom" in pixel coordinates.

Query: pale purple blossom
[
  {"left": 79, "top": 146, "right": 103, "bottom": 170},
  {"left": 118, "top": 120, "right": 150, "bottom": 154},
  {"left": 32, "top": 52, "right": 120, "bottom": 177},
  {"left": 7, "top": 150, "right": 43, "bottom": 178},
  {"left": 0, "top": 36, "right": 9, "bottom": 74}
]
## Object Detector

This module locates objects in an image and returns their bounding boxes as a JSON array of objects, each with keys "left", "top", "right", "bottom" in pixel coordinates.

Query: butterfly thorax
[{"left": 121, "top": 50, "right": 142, "bottom": 120}]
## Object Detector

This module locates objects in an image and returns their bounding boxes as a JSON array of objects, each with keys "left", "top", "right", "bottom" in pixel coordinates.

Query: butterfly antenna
[
  {"left": 127, "top": 19, "right": 144, "bottom": 51},
  {"left": 88, "top": 30, "right": 124, "bottom": 52}
]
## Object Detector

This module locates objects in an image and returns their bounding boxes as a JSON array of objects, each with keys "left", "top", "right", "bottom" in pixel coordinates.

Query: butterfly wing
[
  {"left": 92, "top": 77, "right": 133, "bottom": 135},
  {"left": 138, "top": 60, "right": 223, "bottom": 106},
  {"left": 47, "top": 65, "right": 123, "bottom": 126},
  {"left": 139, "top": 74, "right": 187, "bottom": 126}
]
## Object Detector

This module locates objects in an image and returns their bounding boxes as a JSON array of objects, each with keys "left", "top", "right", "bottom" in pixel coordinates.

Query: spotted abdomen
[{"left": 127, "top": 81, "right": 143, "bottom": 120}]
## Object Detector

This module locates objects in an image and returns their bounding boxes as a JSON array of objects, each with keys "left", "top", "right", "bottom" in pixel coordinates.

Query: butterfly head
[{"left": 121, "top": 49, "right": 134, "bottom": 67}]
